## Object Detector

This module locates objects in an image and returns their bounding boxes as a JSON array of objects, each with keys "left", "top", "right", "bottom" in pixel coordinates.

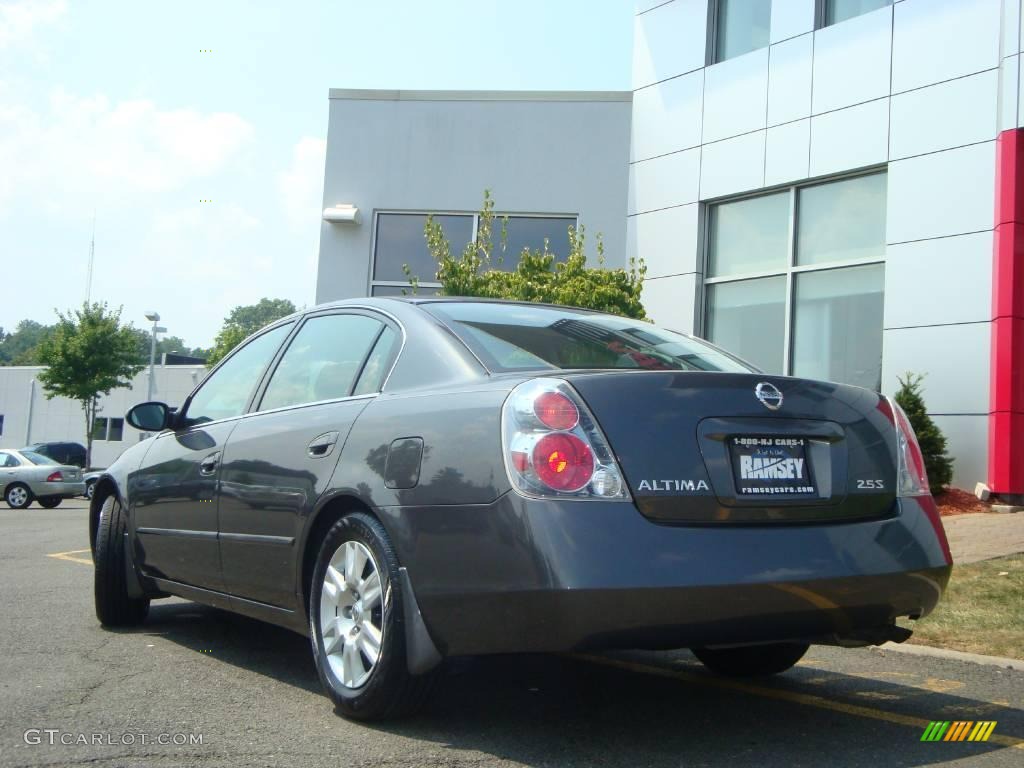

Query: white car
[{"left": 0, "top": 449, "right": 86, "bottom": 509}]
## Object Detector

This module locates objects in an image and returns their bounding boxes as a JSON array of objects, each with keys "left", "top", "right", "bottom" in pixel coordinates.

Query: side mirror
[{"left": 126, "top": 402, "right": 172, "bottom": 432}]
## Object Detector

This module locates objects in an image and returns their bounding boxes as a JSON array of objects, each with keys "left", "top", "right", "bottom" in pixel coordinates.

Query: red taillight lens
[
  {"left": 888, "top": 398, "right": 929, "bottom": 496},
  {"left": 532, "top": 433, "right": 594, "bottom": 492},
  {"left": 533, "top": 390, "right": 579, "bottom": 430},
  {"left": 46, "top": 471, "right": 64, "bottom": 482}
]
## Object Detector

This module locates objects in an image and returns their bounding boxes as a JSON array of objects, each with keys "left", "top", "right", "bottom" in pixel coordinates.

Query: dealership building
[{"left": 1, "top": 0, "right": 1020, "bottom": 496}]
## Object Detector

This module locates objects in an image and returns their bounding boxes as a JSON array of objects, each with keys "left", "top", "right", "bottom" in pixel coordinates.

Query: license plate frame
[{"left": 728, "top": 435, "right": 817, "bottom": 497}]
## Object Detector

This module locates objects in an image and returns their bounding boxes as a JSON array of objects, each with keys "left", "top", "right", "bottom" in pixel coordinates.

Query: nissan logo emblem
[{"left": 755, "top": 382, "right": 783, "bottom": 411}]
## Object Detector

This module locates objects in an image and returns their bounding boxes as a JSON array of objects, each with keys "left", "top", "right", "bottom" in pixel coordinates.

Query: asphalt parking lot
[{"left": 1, "top": 500, "right": 1021, "bottom": 767}]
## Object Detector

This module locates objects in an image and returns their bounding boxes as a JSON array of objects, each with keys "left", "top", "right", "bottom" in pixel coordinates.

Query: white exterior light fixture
[{"left": 322, "top": 204, "right": 359, "bottom": 224}]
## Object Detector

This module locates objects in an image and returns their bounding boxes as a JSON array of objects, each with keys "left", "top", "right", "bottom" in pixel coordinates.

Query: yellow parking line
[
  {"left": 574, "top": 654, "right": 1024, "bottom": 751},
  {"left": 47, "top": 549, "right": 92, "bottom": 566}
]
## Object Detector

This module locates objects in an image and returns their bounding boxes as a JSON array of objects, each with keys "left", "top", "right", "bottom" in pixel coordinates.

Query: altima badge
[{"left": 755, "top": 382, "right": 783, "bottom": 411}]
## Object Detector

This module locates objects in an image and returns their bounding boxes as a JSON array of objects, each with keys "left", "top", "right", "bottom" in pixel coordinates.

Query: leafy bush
[
  {"left": 894, "top": 373, "right": 954, "bottom": 492},
  {"left": 409, "top": 191, "right": 647, "bottom": 319}
]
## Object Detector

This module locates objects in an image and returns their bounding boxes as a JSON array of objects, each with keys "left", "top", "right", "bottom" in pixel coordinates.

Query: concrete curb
[{"left": 871, "top": 642, "right": 1024, "bottom": 671}]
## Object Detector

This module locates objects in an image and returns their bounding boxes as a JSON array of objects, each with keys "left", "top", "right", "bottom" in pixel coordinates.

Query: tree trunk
[{"left": 84, "top": 397, "right": 95, "bottom": 470}]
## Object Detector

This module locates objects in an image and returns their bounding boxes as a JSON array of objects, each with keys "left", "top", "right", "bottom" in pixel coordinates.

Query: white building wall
[
  {"left": 629, "top": 0, "right": 1017, "bottom": 488},
  {"left": 0, "top": 366, "right": 205, "bottom": 468},
  {"left": 316, "top": 90, "right": 632, "bottom": 303}
]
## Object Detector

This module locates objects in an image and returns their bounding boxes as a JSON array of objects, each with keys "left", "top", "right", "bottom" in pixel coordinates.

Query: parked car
[
  {"left": 2, "top": 449, "right": 86, "bottom": 508},
  {"left": 83, "top": 470, "right": 103, "bottom": 500},
  {"left": 23, "top": 441, "right": 87, "bottom": 468},
  {"left": 89, "top": 298, "right": 952, "bottom": 720}
]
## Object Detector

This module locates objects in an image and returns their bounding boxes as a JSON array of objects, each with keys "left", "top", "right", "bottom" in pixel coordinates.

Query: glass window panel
[
  {"left": 716, "top": 0, "right": 772, "bottom": 62},
  {"left": 373, "top": 214, "right": 473, "bottom": 282},
  {"left": 705, "top": 276, "right": 786, "bottom": 373},
  {"left": 186, "top": 323, "right": 293, "bottom": 425},
  {"left": 490, "top": 216, "right": 576, "bottom": 271},
  {"left": 92, "top": 418, "right": 108, "bottom": 441},
  {"left": 108, "top": 418, "right": 124, "bottom": 442},
  {"left": 260, "top": 315, "right": 383, "bottom": 411},
  {"left": 825, "top": 0, "right": 892, "bottom": 26},
  {"left": 370, "top": 284, "right": 440, "bottom": 297},
  {"left": 792, "top": 264, "right": 884, "bottom": 390},
  {"left": 796, "top": 173, "right": 886, "bottom": 266},
  {"left": 709, "top": 192, "right": 790, "bottom": 277},
  {"left": 352, "top": 326, "right": 399, "bottom": 395}
]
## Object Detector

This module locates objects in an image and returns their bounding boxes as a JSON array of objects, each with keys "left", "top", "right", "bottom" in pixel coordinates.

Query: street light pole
[{"left": 144, "top": 311, "right": 165, "bottom": 401}]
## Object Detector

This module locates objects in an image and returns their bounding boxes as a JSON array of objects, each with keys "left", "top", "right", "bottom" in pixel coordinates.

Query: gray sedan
[{"left": 1, "top": 449, "right": 85, "bottom": 509}]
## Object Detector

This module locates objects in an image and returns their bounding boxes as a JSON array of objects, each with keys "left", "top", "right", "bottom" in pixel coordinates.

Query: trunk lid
[{"left": 563, "top": 371, "right": 897, "bottom": 524}]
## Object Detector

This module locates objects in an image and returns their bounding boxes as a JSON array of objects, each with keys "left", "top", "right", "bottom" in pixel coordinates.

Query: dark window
[
  {"left": 186, "top": 323, "right": 293, "bottom": 425},
  {"left": 425, "top": 302, "right": 751, "bottom": 374},
  {"left": 92, "top": 418, "right": 108, "bottom": 441},
  {"left": 490, "top": 216, "right": 576, "bottom": 270},
  {"left": 108, "top": 418, "right": 124, "bottom": 442},
  {"left": 260, "top": 315, "right": 384, "bottom": 411},
  {"left": 0, "top": 414, "right": 4, "bottom": 436},
  {"left": 373, "top": 214, "right": 474, "bottom": 282},
  {"left": 824, "top": 0, "right": 892, "bottom": 27},
  {"left": 352, "top": 326, "right": 399, "bottom": 395},
  {"left": 715, "top": 0, "right": 771, "bottom": 63},
  {"left": 370, "top": 284, "right": 440, "bottom": 297}
]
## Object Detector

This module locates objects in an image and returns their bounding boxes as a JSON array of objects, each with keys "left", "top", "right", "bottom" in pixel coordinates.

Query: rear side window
[
  {"left": 353, "top": 326, "right": 399, "bottom": 395},
  {"left": 0, "top": 453, "right": 19, "bottom": 467},
  {"left": 259, "top": 314, "right": 385, "bottom": 410},
  {"left": 22, "top": 451, "right": 58, "bottom": 466},
  {"left": 425, "top": 302, "right": 753, "bottom": 374}
]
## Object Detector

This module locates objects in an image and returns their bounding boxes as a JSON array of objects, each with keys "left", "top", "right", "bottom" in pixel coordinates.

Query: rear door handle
[
  {"left": 199, "top": 452, "right": 221, "bottom": 476},
  {"left": 307, "top": 431, "right": 340, "bottom": 458}
]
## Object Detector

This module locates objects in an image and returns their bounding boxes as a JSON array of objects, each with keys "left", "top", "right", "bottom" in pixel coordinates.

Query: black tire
[
  {"left": 85, "top": 481, "right": 95, "bottom": 500},
  {"left": 5, "top": 483, "right": 33, "bottom": 509},
  {"left": 309, "top": 512, "right": 436, "bottom": 720},
  {"left": 94, "top": 495, "right": 149, "bottom": 626},
  {"left": 38, "top": 496, "right": 62, "bottom": 509},
  {"left": 693, "top": 642, "right": 809, "bottom": 677}
]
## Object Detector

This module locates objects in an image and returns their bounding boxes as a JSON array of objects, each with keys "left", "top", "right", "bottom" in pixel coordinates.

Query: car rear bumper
[
  {"left": 28, "top": 481, "right": 86, "bottom": 498},
  {"left": 382, "top": 494, "right": 952, "bottom": 657}
]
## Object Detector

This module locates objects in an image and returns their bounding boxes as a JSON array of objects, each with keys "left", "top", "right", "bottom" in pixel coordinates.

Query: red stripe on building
[{"left": 990, "top": 129, "right": 1024, "bottom": 496}]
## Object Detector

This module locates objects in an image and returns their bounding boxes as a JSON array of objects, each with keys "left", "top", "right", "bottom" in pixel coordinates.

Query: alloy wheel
[
  {"left": 319, "top": 540, "right": 384, "bottom": 688},
  {"left": 7, "top": 486, "right": 28, "bottom": 508}
]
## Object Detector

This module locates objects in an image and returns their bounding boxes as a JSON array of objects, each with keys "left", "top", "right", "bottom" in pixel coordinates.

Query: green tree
[
  {"left": 36, "top": 303, "right": 145, "bottom": 468},
  {"left": 894, "top": 373, "right": 954, "bottom": 493},
  {"left": 0, "top": 320, "right": 56, "bottom": 365},
  {"left": 412, "top": 191, "right": 647, "bottom": 319},
  {"left": 206, "top": 298, "right": 297, "bottom": 366}
]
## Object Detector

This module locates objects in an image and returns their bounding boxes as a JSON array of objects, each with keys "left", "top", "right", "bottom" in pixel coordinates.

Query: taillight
[
  {"left": 46, "top": 471, "right": 64, "bottom": 482},
  {"left": 885, "top": 397, "right": 929, "bottom": 496},
  {"left": 502, "top": 378, "right": 628, "bottom": 500}
]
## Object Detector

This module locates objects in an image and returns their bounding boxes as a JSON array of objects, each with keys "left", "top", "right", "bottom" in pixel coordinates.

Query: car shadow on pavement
[{"left": 139, "top": 601, "right": 1024, "bottom": 768}]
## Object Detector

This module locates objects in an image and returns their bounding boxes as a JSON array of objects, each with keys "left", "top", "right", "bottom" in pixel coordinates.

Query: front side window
[
  {"left": 823, "top": 0, "right": 892, "bottom": 27},
  {"left": 185, "top": 323, "right": 293, "bottom": 425},
  {"left": 426, "top": 302, "right": 752, "bottom": 374},
  {"left": 371, "top": 211, "right": 577, "bottom": 296},
  {"left": 705, "top": 172, "right": 887, "bottom": 391},
  {"left": 259, "top": 314, "right": 385, "bottom": 411},
  {"left": 715, "top": 0, "right": 771, "bottom": 63}
]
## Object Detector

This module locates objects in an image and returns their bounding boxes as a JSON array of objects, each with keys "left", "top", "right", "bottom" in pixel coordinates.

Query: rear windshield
[
  {"left": 21, "top": 451, "right": 58, "bottom": 465},
  {"left": 424, "top": 302, "right": 754, "bottom": 373}
]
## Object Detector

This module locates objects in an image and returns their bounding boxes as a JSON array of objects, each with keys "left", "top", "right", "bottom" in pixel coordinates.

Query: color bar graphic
[{"left": 921, "top": 721, "right": 997, "bottom": 742}]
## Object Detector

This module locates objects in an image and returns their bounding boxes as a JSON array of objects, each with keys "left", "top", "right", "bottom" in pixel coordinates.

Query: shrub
[
  {"left": 894, "top": 373, "right": 954, "bottom": 492},
  {"left": 408, "top": 191, "right": 647, "bottom": 319}
]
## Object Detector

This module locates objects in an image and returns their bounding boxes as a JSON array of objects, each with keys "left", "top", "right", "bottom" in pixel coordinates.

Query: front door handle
[
  {"left": 307, "top": 431, "right": 340, "bottom": 458},
  {"left": 199, "top": 451, "right": 221, "bottom": 476}
]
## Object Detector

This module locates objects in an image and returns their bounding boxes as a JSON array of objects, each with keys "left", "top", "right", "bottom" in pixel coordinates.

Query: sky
[{"left": 0, "top": 0, "right": 633, "bottom": 348}]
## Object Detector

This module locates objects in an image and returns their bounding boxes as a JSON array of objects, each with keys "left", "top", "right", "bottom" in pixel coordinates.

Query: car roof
[{"left": 308, "top": 296, "right": 604, "bottom": 315}]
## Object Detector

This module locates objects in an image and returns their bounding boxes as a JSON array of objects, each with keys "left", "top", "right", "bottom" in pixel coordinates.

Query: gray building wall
[{"left": 315, "top": 89, "right": 633, "bottom": 303}]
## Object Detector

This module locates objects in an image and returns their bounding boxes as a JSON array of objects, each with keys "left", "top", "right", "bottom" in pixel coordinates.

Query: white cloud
[
  {"left": 278, "top": 136, "right": 326, "bottom": 230},
  {"left": 0, "top": 88, "right": 254, "bottom": 212},
  {"left": 0, "top": 0, "right": 66, "bottom": 48}
]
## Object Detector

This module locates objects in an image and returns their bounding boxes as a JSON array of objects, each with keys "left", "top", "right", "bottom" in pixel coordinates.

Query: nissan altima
[{"left": 89, "top": 298, "right": 952, "bottom": 720}]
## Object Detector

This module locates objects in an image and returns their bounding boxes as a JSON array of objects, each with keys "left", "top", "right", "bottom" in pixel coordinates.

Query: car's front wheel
[
  {"left": 693, "top": 642, "right": 809, "bottom": 677},
  {"left": 309, "top": 512, "right": 435, "bottom": 720},
  {"left": 38, "top": 496, "right": 62, "bottom": 509},
  {"left": 94, "top": 495, "right": 149, "bottom": 626},
  {"left": 5, "top": 483, "right": 33, "bottom": 509}
]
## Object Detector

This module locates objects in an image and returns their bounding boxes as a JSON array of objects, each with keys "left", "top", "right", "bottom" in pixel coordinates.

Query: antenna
[{"left": 85, "top": 213, "right": 95, "bottom": 304}]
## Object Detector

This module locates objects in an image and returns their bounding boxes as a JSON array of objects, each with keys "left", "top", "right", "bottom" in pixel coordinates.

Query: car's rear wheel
[
  {"left": 38, "top": 496, "right": 62, "bottom": 509},
  {"left": 94, "top": 495, "right": 149, "bottom": 626},
  {"left": 309, "top": 512, "right": 435, "bottom": 720},
  {"left": 5, "top": 483, "right": 33, "bottom": 509},
  {"left": 85, "top": 481, "right": 95, "bottom": 500},
  {"left": 693, "top": 642, "right": 809, "bottom": 677}
]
